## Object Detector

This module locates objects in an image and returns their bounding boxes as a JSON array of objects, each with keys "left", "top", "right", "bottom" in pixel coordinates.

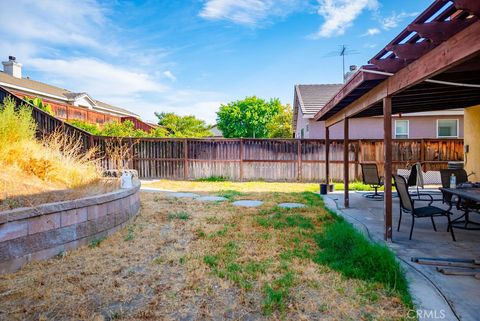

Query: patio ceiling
[{"left": 314, "top": 0, "right": 480, "bottom": 125}]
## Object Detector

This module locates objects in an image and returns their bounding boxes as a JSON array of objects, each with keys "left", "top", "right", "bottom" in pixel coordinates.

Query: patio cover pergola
[{"left": 315, "top": 0, "right": 480, "bottom": 241}]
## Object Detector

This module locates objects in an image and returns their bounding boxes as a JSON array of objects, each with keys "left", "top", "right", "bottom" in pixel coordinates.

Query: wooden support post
[
  {"left": 239, "top": 139, "right": 244, "bottom": 181},
  {"left": 297, "top": 140, "right": 302, "bottom": 181},
  {"left": 344, "top": 118, "right": 349, "bottom": 208},
  {"left": 183, "top": 139, "right": 189, "bottom": 180},
  {"left": 420, "top": 138, "right": 425, "bottom": 171},
  {"left": 325, "top": 127, "right": 330, "bottom": 184},
  {"left": 383, "top": 97, "right": 393, "bottom": 242}
]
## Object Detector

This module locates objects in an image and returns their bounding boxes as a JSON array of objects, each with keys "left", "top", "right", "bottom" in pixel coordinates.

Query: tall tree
[
  {"left": 267, "top": 104, "right": 293, "bottom": 138},
  {"left": 216, "top": 96, "right": 289, "bottom": 138},
  {"left": 155, "top": 112, "right": 212, "bottom": 138}
]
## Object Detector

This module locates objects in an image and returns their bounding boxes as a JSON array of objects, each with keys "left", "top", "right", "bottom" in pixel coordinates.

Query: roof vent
[
  {"left": 2, "top": 56, "right": 22, "bottom": 78},
  {"left": 344, "top": 65, "right": 358, "bottom": 81}
]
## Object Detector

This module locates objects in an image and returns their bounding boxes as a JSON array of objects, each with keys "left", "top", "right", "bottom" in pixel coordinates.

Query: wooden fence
[
  {"left": 98, "top": 137, "right": 462, "bottom": 182},
  {"left": 1, "top": 87, "right": 464, "bottom": 182}
]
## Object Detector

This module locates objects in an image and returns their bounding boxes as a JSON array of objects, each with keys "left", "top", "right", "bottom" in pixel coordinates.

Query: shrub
[
  {"left": 23, "top": 96, "right": 54, "bottom": 115},
  {"left": 0, "top": 97, "right": 36, "bottom": 151},
  {"left": 69, "top": 119, "right": 101, "bottom": 135}
]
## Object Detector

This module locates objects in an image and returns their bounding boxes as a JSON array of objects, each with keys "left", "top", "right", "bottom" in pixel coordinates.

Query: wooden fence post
[
  {"left": 297, "top": 140, "right": 302, "bottom": 181},
  {"left": 184, "top": 139, "right": 189, "bottom": 180},
  {"left": 355, "top": 140, "right": 360, "bottom": 180},
  {"left": 420, "top": 139, "right": 425, "bottom": 171},
  {"left": 239, "top": 139, "right": 244, "bottom": 181}
]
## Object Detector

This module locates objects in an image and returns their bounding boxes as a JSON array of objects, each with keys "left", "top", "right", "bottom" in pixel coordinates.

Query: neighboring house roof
[
  {"left": 94, "top": 99, "right": 138, "bottom": 117},
  {"left": 0, "top": 70, "right": 138, "bottom": 117},
  {"left": 293, "top": 84, "right": 343, "bottom": 133},
  {"left": 295, "top": 84, "right": 343, "bottom": 116}
]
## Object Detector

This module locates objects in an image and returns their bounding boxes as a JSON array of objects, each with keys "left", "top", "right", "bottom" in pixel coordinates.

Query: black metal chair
[
  {"left": 440, "top": 169, "right": 480, "bottom": 229},
  {"left": 361, "top": 163, "right": 384, "bottom": 199},
  {"left": 393, "top": 174, "right": 455, "bottom": 241}
]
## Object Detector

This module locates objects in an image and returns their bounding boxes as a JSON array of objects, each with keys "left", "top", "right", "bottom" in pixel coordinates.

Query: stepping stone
[
  {"left": 232, "top": 200, "right": 263, "bottom": 207},
  {"left": 278, "top": 203, "right": 306, "bottom": 209},
  {"left": 196, "top": 196, "right": 228, "bottom": 202},
  {"left": 168, "top": 192, "right": 200, "bottom": 199}
]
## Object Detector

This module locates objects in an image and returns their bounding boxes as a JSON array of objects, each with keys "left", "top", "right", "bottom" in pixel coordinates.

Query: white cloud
[
  {"left": 311, "top": 0, "right": 379, "bottom": 38},
  {"left": 363, "top": 28, "right": 380, "bottom": 36},
  {"left": 26, "top": 57, "right": 225, "bottom": 123},
  {"left": 0, "top": 1, "right": 226, "bottom": 123},
  {"left": 378, "top": 11, "right": 418, "bottom": 30},
  {"left": 163, "top": 70, "right": 177, "bottom": 81},
  {"left": 199, "top": 0, "right": 304, "bottom": 26},
  {"left": 28, "top": 58, "right": 166, "bottom": 97},
  {"left": 0, "top": 0, "right": 107, "bottom": 51}
]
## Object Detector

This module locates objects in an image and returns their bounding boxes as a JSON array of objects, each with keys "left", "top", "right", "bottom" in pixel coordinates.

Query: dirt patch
[{"left": 0, "top": 190, "right": 410, "bottom": 320}]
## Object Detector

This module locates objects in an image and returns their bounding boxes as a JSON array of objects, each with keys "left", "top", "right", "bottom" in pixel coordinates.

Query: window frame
[
  {"left": 394, "top": 119, "right": 409, "bottom": 139},
  {"left": 436, "top": 119, "right": 459, "bottom": 138}
]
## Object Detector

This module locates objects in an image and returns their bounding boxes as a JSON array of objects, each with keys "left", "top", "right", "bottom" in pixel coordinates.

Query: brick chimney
[{"left": 2, "top": 56, "right": 22, "bottom": 78}]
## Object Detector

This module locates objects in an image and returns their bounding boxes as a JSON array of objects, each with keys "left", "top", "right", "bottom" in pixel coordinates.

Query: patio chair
[
  {"left": 361, "top": 163, "right": 384, "bottom": 199},
  {"left": 393, "top": 174, "right": 455, "bottom": 241}
]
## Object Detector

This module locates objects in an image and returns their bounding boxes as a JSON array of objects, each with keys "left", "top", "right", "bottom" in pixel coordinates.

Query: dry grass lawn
[{"left": 0, "top": 186, "right": 411, "bottom": 320}]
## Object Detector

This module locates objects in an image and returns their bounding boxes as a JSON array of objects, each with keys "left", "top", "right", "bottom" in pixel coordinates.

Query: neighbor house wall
[
  {"left": 464, "top": 105, "right": 480, "bottom": 181},
  {"left": 296, "top": 115, "right": 464, "bottom": 139}
]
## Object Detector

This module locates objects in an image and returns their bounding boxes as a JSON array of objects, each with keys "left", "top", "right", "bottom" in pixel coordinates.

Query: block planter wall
[{"left": 0, "top": 180, "right": 141, "bottom": 274}]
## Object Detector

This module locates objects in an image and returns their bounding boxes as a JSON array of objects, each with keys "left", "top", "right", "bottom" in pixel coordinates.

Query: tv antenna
[{"left": 323, "top": 45, "right": 359, "bottom": 82}]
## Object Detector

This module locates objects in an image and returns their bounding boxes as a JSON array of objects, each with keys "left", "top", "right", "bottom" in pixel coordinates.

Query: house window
[
  {"left": 395, "top": 120, "right": 409, "bottom": 139},
  {"left": 306, "top": 124, "right": 309, "bottom": 132},
  {"left": 437, "top": 119, "right": 458, "bottom": 138},
  {"left": 300, "top": 128, "right": 304, "bottom": 139}
]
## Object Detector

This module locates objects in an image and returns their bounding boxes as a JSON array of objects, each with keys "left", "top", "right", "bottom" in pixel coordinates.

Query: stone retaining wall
[{"left": 0, "top": 180, "right": 141, "bottom": 274}]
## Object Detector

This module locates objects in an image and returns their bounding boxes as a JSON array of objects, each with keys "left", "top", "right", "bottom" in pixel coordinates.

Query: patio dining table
[{"left": 440, "top": 187, "right": 480, "bottom": 230}]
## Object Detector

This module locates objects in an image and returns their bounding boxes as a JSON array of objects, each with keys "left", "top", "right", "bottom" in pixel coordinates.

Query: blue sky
[{"left": 0, "top": 0, "right": 433, "bottom": 124}]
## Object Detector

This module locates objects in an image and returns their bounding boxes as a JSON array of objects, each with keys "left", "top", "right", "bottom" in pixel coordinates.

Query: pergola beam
[
  {"left": 323, "top": 20, "right": 480, "bottom": 127},
  {"left": 453, "top": 0, "right": 480, "bottom": 16},
  {"left": 408, "top": 19, "right": 475, "bottom": 44}
]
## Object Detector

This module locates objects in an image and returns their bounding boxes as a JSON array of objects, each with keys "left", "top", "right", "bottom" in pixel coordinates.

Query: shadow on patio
[{"left": 324, "top": 190, "right": 480, "bottom": 321}]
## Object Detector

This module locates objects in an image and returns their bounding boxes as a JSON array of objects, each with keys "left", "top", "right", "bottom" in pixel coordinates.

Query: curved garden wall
[{"left": 0, "top": 180, "right": 141, "bottom": 274}]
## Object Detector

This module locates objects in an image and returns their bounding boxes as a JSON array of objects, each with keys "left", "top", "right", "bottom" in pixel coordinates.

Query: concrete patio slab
[
  {"left": 167, "top": 192, "right": 201, "bottom": 199},
  {"left": 196, "top": 196, "right": 228, "bottom": 202},
  {"left": 323, "top": 191, "right": 480, "bottom": 321},
  {"left": 232, "top": 200, "right": 263, "bottom": 207},
  {"left": 278, "top": 203, "right": 306, "bottom": 209}
]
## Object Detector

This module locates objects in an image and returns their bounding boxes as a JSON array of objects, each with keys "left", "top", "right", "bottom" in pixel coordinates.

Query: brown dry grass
[
  {"left": 0, "top": 188, "right": 411, "bottom": 321},
  {"left": 0, "top": 97, "right": 108, "bottom": 211}
]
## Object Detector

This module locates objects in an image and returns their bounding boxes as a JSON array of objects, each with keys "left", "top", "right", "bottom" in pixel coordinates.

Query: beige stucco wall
[
  {"left": 464, "top": 105, "right": 480, "bottom": 181},
  {"left": 295, "top": 113, "right": 464, "bottom": 139}
]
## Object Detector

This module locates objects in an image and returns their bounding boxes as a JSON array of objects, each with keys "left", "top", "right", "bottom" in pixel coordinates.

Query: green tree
[
  {"left": 266, "top": 103, "right": 293, "bottom": 138},
  {"left": 155, "top": 112, "right": 212, "bottom": 138},
  {"left": 216, "top": 96, "right": 285, "bottom": 138}
]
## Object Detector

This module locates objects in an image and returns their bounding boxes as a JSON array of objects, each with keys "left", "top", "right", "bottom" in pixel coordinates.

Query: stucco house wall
[
  {"left": 296, "top": 110, "right": 464, "bottom": 139},
  {"left": 464, "top": 105, "right": 480, "bottom": 181}
]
